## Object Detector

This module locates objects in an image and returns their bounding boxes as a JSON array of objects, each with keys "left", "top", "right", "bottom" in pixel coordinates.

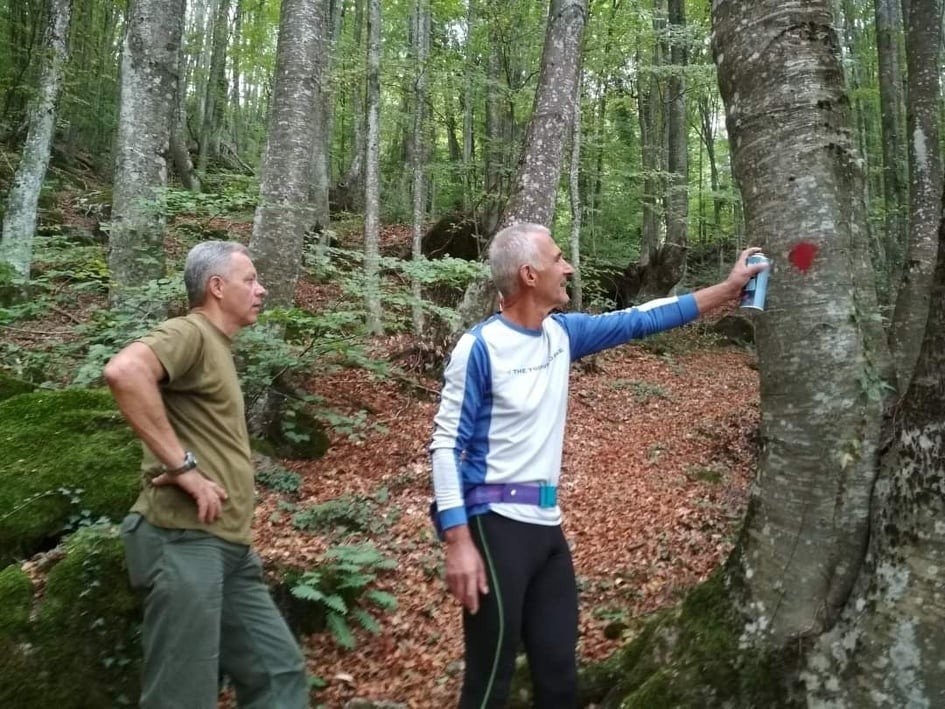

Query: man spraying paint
[{"left": 429, "top": 222, "right": 768, "bottom": 707}]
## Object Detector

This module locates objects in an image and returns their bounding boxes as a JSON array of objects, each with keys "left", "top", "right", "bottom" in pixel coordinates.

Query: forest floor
[
  {"left": 9, "top": 198, "right": 760, "bottom": 708},
  {"left": 254, "top": 281, "right": 760, "bottom": 707}
]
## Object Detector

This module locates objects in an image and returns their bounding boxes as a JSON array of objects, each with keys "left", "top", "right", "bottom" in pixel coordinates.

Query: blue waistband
[{"left": 464, "top": 483, "right": 558, "bottom": 508}]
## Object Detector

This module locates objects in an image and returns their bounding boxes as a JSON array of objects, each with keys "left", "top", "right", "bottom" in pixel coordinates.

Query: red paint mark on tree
[{"left": 789, "top": 242, "right": 818, "bottom": 273}]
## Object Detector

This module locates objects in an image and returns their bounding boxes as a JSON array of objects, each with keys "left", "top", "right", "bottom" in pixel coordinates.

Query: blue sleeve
[{"left": 556, "top": 294, "right": 699, "bottom": 361}]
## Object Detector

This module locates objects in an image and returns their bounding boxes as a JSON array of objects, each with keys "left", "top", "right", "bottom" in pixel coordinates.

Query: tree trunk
[
  {"left": 170, "top": 22, "right": 200, "bottom": 192},
  {"left": 249, "top": 0, "right": 323, "bottom": 308},
  {"left": 410, "top": 0, "right": 430, "bottom": 334},
  {"left": 888, "top": 0, "right": 942, "bottom": 394},
  {"left": 363, "top": 0, "right": 382, "bottom": 335},
  {"left": 569, "top": 72, "right": 583, "bottom": 312},
  {"left": 339, "top": 0, "right": 365, "bottom": 208},
  {"left": 716, "top": 0, "right": 892, "bottom": 639},
  {"left": 0, "top": 0, "right": 72, "bottom": 278},
  {"left": 499, "top": 0, "right": 587, "bottom": 228},
  {"left": 872, "top": 0, "right": 907, "bottom": 306},
  {"left": 636, "top": 8, "right": 664, "bottom": 275},
  {"left": 307, "top": 0, "right": 331, "bottom": 234},
  {"left": 655, "top": 0, "right": 688, "bottom": 294},
  {"left": 107, "top": 0, "right": 185, "bottom": 304},
  {"left": 196, "top": 0, "right": 230, "bottom": 174},
  {"left": 803, "top": 184, "right": 945, "bottom": 704},
  {"left": 597, "top": 3, "right": 902, "bottom": 704},
  {"left": 454, "top": 0, "right": 588, "bottom": 333},
  {"left": 462, "top": 0, "right": 476, "bottom": 211},
  {"left": 592, "top": 6, "right": 899, "bottom": 703}
]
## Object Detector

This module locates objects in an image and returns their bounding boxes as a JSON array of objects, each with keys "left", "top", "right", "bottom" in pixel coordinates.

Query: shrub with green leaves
[
  {"left": 286, "top": 543, "right": 397, "bottom": 649},
  {"left": 292, "top": 490, "right": 397, "bottom": 537},
  {"left": 256, "top": 465, "right": 303, "bottom": 496}
]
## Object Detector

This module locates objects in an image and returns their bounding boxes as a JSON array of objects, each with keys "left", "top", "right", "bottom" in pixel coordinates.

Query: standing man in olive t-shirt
[{"left": 104, "top": 241, "right": 309, "bottom": 709}]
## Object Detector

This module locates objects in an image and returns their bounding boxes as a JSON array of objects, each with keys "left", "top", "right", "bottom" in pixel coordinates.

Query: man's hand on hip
[
  {"left": 444, "top": 526, "right": 489, "bottom": 614},
  {"left": 152, "top": 470, "right": 228, "bottom": 523}
]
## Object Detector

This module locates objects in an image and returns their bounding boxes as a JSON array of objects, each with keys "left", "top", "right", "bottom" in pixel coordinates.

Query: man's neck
[
  {"left": 191, "top": 307, "right": 239, "bottom": 338},
  {"left": 500, "top": 298, "right": 550, "bottom": 330}
]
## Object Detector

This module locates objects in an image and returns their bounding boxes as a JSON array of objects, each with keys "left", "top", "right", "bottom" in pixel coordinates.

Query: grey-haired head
[
  {"left": 184, "top": 241, "right": 250, "bottom": 308},
  {"left": 488, "top": 223, "right": 549, "bottom": 299}
]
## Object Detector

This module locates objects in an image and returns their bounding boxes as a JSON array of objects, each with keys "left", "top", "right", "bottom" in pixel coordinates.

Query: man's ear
[
  {"left": 207, "top": 274, "right": 225, "bottom": 300},
  {"left": 520, "top": 263, "right": 535, "bottom": 287}
]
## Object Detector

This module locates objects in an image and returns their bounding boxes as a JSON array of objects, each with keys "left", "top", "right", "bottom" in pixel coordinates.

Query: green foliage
[
  {"left": 0, "top": 370, "right": 33, "bottom": 402},
  {"left": 0, "top": 526, "right": 142, "bottom": 708},
  {"left": 71, "top": 276, "right": 186, "bottom": 387},
  {"left": 288, "top": 543, "right": 397, "bottom": 649},
  {"left": 164, "top": 182, "right": 259, "bottom": 218},
  {"left": 0, "top": 261, "right": 28, "bottom": 307},
  {"left": 306, "top": 245, "right": 488, "bottom": 332},
  {"left": 0, "top": 389, "right": 139, "bottom": 564},
  {"left": 35, "top": 524, "right": 141, "bottom": 706},
  {"left": 292, "top": 489, "right": 398, "bottom": 538},
  {"left": 0, "top": 564, "right": 31, "bottom": 639},
  {"left": 256, "top": 465, "right": 303, "bottom": 496}
]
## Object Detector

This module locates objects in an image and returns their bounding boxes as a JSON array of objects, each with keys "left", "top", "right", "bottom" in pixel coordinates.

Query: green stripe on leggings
[{"left": 476, "top": 515, "right": 504, "bottom": 709}]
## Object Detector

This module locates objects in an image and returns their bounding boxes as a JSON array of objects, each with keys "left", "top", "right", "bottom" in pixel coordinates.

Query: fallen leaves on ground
[{"left": 251, "top": 328, "right": 759, "bottom": 708}]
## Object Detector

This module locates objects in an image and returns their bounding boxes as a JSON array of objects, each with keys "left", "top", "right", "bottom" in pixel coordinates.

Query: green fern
[{"left": 287, "top": 542, "right": 398, "bottom": 649}]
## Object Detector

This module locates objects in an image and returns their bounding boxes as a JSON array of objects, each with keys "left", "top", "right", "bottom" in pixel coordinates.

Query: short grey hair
[
  {"left": 184, "top": 241, "right": 250, "bottom": 307},
  {"left": 488, "top": 223, "right": 549, "bottom": 298}
]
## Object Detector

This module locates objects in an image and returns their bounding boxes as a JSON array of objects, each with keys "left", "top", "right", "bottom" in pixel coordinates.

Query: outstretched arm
[{"left": 692, "top": 246, "right": 768, "bottom": 314}]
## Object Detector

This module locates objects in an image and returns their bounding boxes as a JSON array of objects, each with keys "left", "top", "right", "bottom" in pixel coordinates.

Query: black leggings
[{"left": 459, "top": 513, "right": 578, "bottom": 708}]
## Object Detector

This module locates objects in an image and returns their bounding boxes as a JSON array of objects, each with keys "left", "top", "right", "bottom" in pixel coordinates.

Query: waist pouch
[{"left": 429, "top": 483, "right": 558, "bottom": 539}]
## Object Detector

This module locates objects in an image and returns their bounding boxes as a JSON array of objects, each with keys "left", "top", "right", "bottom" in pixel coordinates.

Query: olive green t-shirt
[{"left": 130, "top": 312, "right": 255, "bottom": 544}]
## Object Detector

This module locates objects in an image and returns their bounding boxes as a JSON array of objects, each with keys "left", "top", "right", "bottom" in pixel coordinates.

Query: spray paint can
[{"left": 739, "top": 253, "right": 770, "bottom": 311}]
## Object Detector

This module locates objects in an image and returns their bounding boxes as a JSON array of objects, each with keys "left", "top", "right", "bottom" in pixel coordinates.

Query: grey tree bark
[
  {"left": 594, "top": 5, "right": 908, "bottom": 703},
  {"left": 170, "top": 26, "right": 200, "bottom": 192},
  {"left": 363, "top": 0, "right": 382, "bottom": 335},
  {"left": 636, "top": 7, "right": 664, "bottom": 279},
  {"left": 339, "top": 0, "right": 365, "bottom": 208},
  {"left": 454, "top": 0, "right": 588, "bottom": 332},
  {"left": 888, "top": 0, "right": 942, "bottom": 395},
  {"left": 249, "top": 0, "right": 323, "bottom": 308},
  {"left": 568, "top": 72, "right": 583, "bottom": 312},
  {"left": 107, "top": 0, "right": 185, "bottom": 302},
  {"left": 655, "top": 0, "right": 688, "bottom": 292},
  {"left": 499, "top": 0, "right": 587, "bottom": 228},
  {"left": 196, "top": 0, "right": 230, "bottom": 174},
  {"left": 873, "top": 0, "right": 907, "bottom": 304},
  {"left": 0, "top": 0, "right": 72, "bottom": 278},
  {"left": 713, "top": 0, "right": 890, "bottom": 646},
  {"left": 462, "top": 0, "right": 476, "bottom": 211},
  {"left": 307, "top": 0, "right": 331, "bottom": 235},
  {"left": 410, "top": 0, "right": 430, "bottom": 334}
]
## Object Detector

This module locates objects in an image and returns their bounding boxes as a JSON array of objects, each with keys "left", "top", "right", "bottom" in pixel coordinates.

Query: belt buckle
[{"left": 538, "top": 484, "right": 557, "bottom": 508}]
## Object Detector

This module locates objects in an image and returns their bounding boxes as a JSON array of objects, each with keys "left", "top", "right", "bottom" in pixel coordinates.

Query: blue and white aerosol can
[{"left": 739, "top": 253, "right": 770, "bottom": 311}]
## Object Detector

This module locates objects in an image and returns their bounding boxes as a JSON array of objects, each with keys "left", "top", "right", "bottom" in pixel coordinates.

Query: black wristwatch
[{"left": 164, "top": 451, "right": 198, "bottom": 475}]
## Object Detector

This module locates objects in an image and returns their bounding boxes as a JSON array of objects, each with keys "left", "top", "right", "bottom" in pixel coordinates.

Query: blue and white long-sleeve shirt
[{"left": 430, "top": 294, "right": 700, "bottom": 532}]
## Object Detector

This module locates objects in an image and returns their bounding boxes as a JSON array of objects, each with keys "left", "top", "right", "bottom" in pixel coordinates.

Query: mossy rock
[
  {"left": 591, "top": 571, "right": 793, "bottom": 708},
  {"left": 0, "top": 526, "right": 142, "bottom": 708},
  {"left": 0, "top": 564, "right": 31, "bottom": 639},
  {"left": 263, "top": 406, "right": 330, "bottom": 460},
  {"left": 0, "top": 388, "right": 140, "bottom": 564},
  {"left": 34, "top": 525, "right": 141, "bottom": 707},
  {"left": 0, "top": 371, "right": 34, "bottom": 402}
]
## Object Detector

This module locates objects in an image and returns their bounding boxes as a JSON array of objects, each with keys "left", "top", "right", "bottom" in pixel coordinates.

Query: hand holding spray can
[{"left": 739, "top": 253, "right": 770, "bottom": 311}]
